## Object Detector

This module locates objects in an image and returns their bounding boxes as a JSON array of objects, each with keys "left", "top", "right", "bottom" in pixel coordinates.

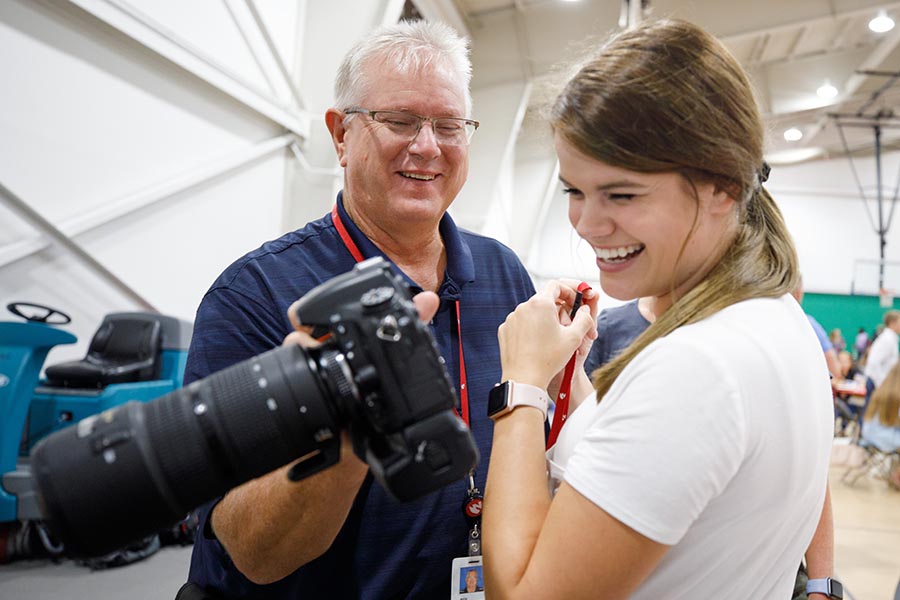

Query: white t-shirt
[
  {"left": 865, "top": 327, "right": 899, "bottom": 387},
  {"left": 547, "top": 295, "right": 833, "bottom": 599}
]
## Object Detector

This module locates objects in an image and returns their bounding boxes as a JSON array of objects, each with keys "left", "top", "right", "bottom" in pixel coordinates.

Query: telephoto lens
[{"left": 31, "top": 342, "right": 345, "bottom": 558}]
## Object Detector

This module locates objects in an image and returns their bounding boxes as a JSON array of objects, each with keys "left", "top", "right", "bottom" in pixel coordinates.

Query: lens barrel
[{"left": 31, "top": 343, "right": 345, "bottom": 557}]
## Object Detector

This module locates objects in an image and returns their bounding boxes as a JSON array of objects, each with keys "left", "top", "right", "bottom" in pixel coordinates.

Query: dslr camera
[{"left": 31, "top": 257, "right": 478, "bottom": 557}]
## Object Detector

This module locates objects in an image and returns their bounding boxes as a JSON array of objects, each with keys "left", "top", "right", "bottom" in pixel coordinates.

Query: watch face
[
  {"left": 831, "top": 580, "right": 843, "bottom": 599},
  {"left": 487, "top": 382, "right": 510, "bottom": 417}
]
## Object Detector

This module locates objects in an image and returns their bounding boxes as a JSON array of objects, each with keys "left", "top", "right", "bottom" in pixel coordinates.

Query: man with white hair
[{"left": 179, "top": 20, "right": 534, "bottom": 599}]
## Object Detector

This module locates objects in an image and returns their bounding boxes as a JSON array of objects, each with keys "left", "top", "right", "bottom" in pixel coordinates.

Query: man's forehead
[{"left": 363, "top": 56, "right": 465, "bottom": 92}]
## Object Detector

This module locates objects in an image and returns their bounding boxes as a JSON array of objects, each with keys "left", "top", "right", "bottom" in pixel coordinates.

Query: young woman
[
  {"left": 481, "top": 19, "right": 834, "bottom": 599},
  {"left": 862, "top": 362, "right": 900, "bottom": 489}
]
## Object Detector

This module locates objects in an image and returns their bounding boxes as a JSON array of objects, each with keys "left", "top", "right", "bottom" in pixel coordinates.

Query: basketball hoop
[{"left": 880, "top": 288, "right": 895, "bottom": 308}]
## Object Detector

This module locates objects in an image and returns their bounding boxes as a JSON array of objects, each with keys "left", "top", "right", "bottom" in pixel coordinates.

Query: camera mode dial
[{"left": 360, "top": 286, "right": 395, "bottom": 311}]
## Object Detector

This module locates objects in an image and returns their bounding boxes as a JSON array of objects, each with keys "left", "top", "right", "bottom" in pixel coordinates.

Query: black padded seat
[{"left": 44, "top": 313, "right": 163, "bottom": 389}]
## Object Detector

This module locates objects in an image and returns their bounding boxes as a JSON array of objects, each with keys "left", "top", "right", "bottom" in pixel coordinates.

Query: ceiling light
[
  {"left": 784, "top": 128, "right": 803, "bottom": 142},
  {"left": 765, "top": 147, "right": 825, "bottom": 165},
  {"left": 816, "top": 80, "right": 838, "bottom": 99},
  {"left": 869, "top": 11, "right": 895, "bottom": 33}
]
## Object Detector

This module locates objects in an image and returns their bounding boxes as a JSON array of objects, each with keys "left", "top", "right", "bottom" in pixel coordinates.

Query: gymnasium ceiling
[{"left": 424, "top": 0, "right": 900, "bottom": 165}]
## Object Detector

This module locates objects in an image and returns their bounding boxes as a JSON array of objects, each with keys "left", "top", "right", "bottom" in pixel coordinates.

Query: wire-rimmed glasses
[{"left": 344, "top": 108, "right": 479, "bottom": 146}]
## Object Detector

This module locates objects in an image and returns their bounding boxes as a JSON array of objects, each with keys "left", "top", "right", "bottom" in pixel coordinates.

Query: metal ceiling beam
[
  {"left": 0, "top": 135, "right": 295, "bottom": 271},
  {"left": 722, "top": 1, "right": 900, "bottom": 46},
  {"left": 242, "top": 0, "right": 307, "bottom": 111},
  {"left": 0, "top": 181, "right": 157, "bottom": 312},
  {"left": 804, "top": 25, "right": 900, "bottom": 144},
  {"left": 63, "top": 0, "right": 310, "bottom": 139}
]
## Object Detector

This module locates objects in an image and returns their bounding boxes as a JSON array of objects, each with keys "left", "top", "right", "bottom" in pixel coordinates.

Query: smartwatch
[
  {"left": 487, "top": 381, "right": 549, "bottom": 421},
  {"left": 806, "top": 578, "right": 843, "bottom": 599}
]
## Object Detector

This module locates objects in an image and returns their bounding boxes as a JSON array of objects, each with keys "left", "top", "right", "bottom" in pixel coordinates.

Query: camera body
[
  {"left": 31, "top": 257, "right": 478, "bottom": 557},
  {"left": 292, "top": 256, "right": 477, "bottom": 498}
]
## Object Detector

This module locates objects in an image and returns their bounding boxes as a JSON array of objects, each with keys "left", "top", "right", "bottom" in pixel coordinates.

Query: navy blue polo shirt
[{"left": 185, "top": 193, "right": 534, "bottom": 599}]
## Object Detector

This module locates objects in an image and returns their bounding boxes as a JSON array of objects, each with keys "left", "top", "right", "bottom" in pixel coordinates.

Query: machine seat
[{"left": 44, "top": 314, "right": 162, "bottom": 388}]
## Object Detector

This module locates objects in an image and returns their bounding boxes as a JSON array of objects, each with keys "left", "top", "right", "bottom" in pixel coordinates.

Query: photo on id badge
[{"left": 451, "top": 556, "right": 484, "bottom": 599}]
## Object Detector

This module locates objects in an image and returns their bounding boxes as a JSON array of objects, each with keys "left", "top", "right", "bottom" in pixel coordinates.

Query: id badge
[{"left": 451, "top": 555, "right": 484, "bottom": 599}]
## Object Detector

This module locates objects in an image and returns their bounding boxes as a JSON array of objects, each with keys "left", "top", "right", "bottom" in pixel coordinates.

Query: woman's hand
[{"left": 499, "top": 281, "right": 598, "bottom": 390}]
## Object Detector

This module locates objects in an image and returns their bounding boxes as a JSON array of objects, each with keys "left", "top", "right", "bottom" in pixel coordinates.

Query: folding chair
[{"left": 841, "top": 440, "right": 900, "bottom": 487}]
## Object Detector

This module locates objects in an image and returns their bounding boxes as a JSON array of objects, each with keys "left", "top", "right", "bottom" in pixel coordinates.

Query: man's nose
[{"left": 408, "top": 121, "right": 441, "bottom": 159}]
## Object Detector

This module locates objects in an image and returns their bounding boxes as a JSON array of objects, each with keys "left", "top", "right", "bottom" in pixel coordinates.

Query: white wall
[
  {"left": 768, "top": 154, "right": 900, "bottom": 295},
  {"left": 0, "top": 0, "right": 303, "bottom": 364}
]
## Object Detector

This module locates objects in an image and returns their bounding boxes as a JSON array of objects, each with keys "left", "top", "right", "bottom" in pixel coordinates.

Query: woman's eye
[
  {"left": 562, "top": 187, "right": 583, "bottom": 197},
  {"left": 608, "top": 194, "right": 635, "bottom": 201}
]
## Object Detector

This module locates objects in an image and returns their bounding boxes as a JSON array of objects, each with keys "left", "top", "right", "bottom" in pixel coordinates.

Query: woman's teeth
[{"left": 594, "top": 244, "right": 644, "bottom": 262}]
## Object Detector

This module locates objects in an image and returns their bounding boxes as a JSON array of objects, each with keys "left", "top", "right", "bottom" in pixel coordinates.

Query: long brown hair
[
  {"left": 865, "top": 362, "right": 900, "bottom": 428},
  {"left": 550, "top": 19, "right": 799, "bottom": 400}
]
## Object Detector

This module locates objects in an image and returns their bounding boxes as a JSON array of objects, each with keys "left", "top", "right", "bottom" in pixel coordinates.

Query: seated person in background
[
  {"left": 838, "top": 350, "right": 861, "bottom": 381},
  {"left": 861, "top": 362, "right": 900, "bottom": 487},
  {"left": 838, "top": 350, "right": 865, "bottom": 380},
  {"left": 833, "top": 350, "right": 867, "bottom": 433},
  {"left": 829, "top": 328, "right": 846, "bottom": 354},
  {"left": 854, "top": 326, "right": 869, "bottom": 358}
]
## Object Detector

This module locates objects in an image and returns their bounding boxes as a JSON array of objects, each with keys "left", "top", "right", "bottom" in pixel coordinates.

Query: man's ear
[{"left": 325, "top": 108, "right": 349, "bottom": 167}]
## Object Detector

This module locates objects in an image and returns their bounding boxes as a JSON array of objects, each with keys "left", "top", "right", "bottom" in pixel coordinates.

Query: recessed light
[
  {"left": 870, "top": 11, "right": 895, "bottom": 33},
  {"left": 765, "top": 147, "right": 825, "bottom": 165},
  {"left": 817, "top": 80, "right": 838, "bottom": 99},
  {"left": 784, "top": 128, "right": 803, "bottom": 142}
]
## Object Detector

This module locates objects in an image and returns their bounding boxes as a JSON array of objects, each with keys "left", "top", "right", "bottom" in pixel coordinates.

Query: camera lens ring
[{"left": 320, "top": 350, "right": 359, "bottom": 404}]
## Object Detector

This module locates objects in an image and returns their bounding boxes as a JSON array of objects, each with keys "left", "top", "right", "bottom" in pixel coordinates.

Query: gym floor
[
  {"left": 832, "top": 461, "right": 900, "bottom": 600},
  {"left": 0, "top": 544, "right": 190, "bottom": 599},
  {"left": 0, "top": 463, "right": 898, "bottom": 599}
]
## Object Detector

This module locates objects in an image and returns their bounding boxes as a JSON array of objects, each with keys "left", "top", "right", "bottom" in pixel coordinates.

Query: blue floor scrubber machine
[{"left": 0, "top": 302, "right": 192, "bottom": 528}]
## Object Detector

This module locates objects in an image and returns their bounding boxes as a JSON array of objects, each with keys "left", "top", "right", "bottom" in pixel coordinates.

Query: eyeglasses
[{"left": 344, "top": 108, "right": 479, "bottom": 146}]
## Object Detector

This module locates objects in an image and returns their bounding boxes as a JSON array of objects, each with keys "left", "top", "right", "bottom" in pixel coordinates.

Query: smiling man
[{"left": 179, "top": 20, "right": 535, "bottom": 600}]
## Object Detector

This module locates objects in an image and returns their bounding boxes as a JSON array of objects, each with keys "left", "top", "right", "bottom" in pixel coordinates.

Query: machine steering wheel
[{"left": 7, "top": 302, "right": 72, "bottom": 325}]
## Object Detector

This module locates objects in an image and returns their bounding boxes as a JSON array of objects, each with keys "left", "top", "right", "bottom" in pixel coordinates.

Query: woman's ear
[{"left": 705, "top": 183, "right": 737, "bottom": 216}]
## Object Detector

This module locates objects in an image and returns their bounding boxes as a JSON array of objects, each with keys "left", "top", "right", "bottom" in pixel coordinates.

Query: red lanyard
[
  {"left": 547, "top": 356, "right": 576, "bottom": 449},
  {"left": 331, "top": 205, "right": 470, "bottom": 426},
  {"left": 547, "top": 282, "right": 590, "bottom": 450}
]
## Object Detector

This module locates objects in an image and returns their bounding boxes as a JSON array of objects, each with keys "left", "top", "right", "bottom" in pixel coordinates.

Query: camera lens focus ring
[{"left": 320, "top": 350, "right": 358, "bottom": 405}]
